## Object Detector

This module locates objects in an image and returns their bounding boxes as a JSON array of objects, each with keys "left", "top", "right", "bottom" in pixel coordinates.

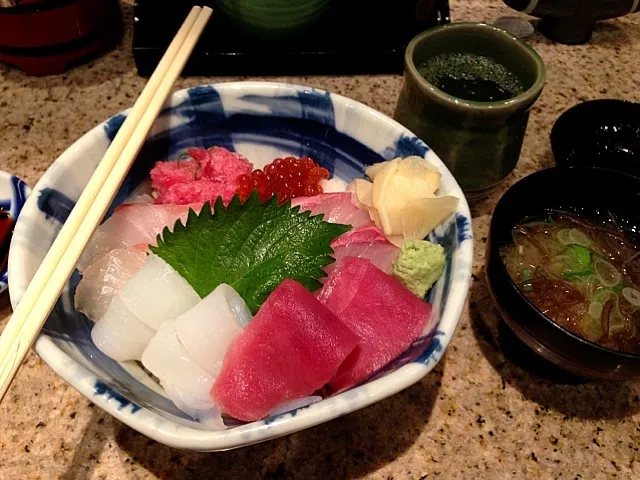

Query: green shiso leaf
[{"left": 149, "top": 192, "right": 351, "bottom": 314}]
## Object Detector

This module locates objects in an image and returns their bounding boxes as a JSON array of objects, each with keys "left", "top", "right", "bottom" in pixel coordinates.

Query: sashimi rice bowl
[{"left": 8, "top": 82, "right": 473, "bottom": 451}]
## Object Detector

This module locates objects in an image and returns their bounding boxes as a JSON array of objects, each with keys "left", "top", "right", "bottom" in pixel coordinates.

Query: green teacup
[{"left": 394, "top": 23, "right": 546, "bottom": 198}]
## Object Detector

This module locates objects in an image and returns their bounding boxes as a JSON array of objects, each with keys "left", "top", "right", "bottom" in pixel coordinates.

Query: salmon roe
[{"left": 236, "top": 156, "right": 330, "bottom": 203}]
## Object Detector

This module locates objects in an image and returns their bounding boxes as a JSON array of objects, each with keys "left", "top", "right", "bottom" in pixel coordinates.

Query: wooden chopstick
[
  {"left": 0, "top": 6, "right": 213, "bottom": 402},
  {"left": 0, "top": 8, "right": 202, "bottom": 356}
]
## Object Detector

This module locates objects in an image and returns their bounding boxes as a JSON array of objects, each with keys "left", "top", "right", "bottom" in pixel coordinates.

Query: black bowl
[
  {"left": 551, "top": 100, "right": 640, "bottom": 179},
  {"left": 486, "top": 166, "right": 640, "bottom": 380}
]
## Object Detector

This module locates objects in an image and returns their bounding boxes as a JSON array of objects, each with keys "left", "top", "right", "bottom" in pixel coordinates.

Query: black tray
[{"left": 133, "top": 0, "right": 450, "bottom": 76}]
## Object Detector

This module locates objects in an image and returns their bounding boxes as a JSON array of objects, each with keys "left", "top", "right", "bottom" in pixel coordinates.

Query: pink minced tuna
[{"left": 150, "top": 147, "right": 252, "bottom": 205}]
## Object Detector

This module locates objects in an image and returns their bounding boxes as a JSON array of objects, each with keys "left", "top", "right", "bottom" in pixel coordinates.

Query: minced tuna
[{"left": 150, "top": 147, "right": 252, "bottom": 205}]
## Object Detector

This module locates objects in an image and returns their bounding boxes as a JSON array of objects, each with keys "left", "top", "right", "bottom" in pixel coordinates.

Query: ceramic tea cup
[{"left": 394, "top": 23, "right": 546, "bottom": 199}]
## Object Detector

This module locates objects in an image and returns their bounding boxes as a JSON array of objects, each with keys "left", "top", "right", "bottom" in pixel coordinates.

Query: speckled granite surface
[{"left": 1, "top": 1, "right": 640, "bottom": 479}]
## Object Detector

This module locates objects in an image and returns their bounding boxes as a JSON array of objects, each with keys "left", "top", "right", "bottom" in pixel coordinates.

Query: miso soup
[{"left": 501, "top": 211, "right": 640, "bottom": 354}]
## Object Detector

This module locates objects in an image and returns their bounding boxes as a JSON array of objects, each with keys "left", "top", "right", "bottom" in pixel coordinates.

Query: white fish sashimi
[
  {"left": 175, "top": 284, "right": 250, "bottom": 377},
  {"left": 128, "top": 194, "right": 155, "bottom": 204},
  {"left": 77, "top": 203, "right": 201, "bottom": 272},
  {"left": 162, "top": 382, "right": 225, "bottom": 429},
  {"left": 119, "top": 254, "right": 200, "bottom": 330},
  {"left": 319, "top": 177, "right": 348, "bottom": 193},
  {"left": 141, "top": 320, "right": 216, "bottom": 411},
  {"left": 292, "top": 193, "right": 372, "bottom": 228},
  {"left": 75, "top": 248, "right": 148, "bottom": 321},
  {"left": 327, "top": 225, "right": 400, "bottom": 276},
  {"left": 91, "top": 296, "right": 155, "bottom": 361}
]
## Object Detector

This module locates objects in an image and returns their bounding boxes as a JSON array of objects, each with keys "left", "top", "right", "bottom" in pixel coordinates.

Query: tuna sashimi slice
[
  {"left": 211, "top": 279, "right": 358, "bottom": 422},
  {"left": 77, "top": 202, "right": 202, "bottom": 271},
  {"left": 318, "top": 257, "right": 433, "bottom": 393},
  {"left": 327, "top": 225, "right": 399, "bottom": 276},
  {"left": 292, "top": 192, "right": 372, "bottom": 228}
]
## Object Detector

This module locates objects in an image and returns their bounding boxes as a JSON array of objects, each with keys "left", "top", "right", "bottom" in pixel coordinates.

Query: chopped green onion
[
  {"left": 568, "top": 228, "right": 591, "bottom": 247},
  {"left": 579, "top": 313, "right": 604, "bottom": 341},
  {"left": 563, "top": 270, "right": 592, "bottom": 279},
  {"left": 592, "top": 288, "right": 613, "bottom": 304},
  {"left": 568, "top": 245, "right": 592, "bottom": 269},
  {"left": 622, "top": 287, "right": 640, "bottom": 307},
  {"left": 523, "top": 218, "right": 553, "bottom": 228},
  {"left": 593, "top": 258, "right": 622, "bottom": 288},
  {"left": 557, "top": 229, "right": 573, "bottom": 245},
  {"left": 589, "top": 301, "right": 603, "bottom": 319},
  {"left": 561, "top": 245, "right": 593, "bottom": 279}
]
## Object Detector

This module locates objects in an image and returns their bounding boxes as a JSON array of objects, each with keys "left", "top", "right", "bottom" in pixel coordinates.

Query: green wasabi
[{"left": 392, "top": 240, "right": 446, "bottom": 298}]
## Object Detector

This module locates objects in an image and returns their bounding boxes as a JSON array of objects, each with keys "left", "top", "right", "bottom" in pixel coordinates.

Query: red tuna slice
[
  {"left": 292, "top": 192, "right": 372, "bottom": 228},
  {"left": 211, "top": 279, "right": 358, "bottom": 422},
  {"left": 327, "top": 225, "right": 399, "bottom": 276},
  {"left": 317, "top": 257, "right": 433, "bottom": 394}
]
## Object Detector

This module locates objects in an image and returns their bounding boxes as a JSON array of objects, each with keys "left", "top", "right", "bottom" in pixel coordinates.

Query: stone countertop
[{"left": 1, "top": 1, "right": 640, "bottom": 479}]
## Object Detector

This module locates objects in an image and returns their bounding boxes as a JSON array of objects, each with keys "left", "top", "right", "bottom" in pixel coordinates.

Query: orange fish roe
[{"left": 236, "top": 157, "right": 330, "bottom": 203}]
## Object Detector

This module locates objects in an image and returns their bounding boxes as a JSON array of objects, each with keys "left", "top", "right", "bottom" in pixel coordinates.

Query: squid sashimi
[
  {"left": 75, "top": 247, "right": 148, "bottom": 321},
  {"left": 327, "top": 225, "right": 400, "bottom": 276},
  {"left": 292, "top": 192, "right": 372, "bottom": 228},
  {"left": 91, "top": 297, "right": 155, "bottom": 361},
  {"left": 212, "top": 279, "right": 358, "bottom": 422},
  {"left": 317, "top": 257, "right": 434, "bottom": 393},
  {"left": 175, "top": 284, "right": 251, "bottom": 377},
  {"left": 77, "top": 203, "right": 202, "bottom": 271},
  {"left": 89, "top": 255, "right": 198, "bottom": 360},
  {"left": 162, "top": 382, "right": 225, "bottom": 429},
  {"left": 141, "top": 321, "right": 222, "bottom": 426},
  {"left": 118, "top": 254, "right": 200, "bottom": 331}
]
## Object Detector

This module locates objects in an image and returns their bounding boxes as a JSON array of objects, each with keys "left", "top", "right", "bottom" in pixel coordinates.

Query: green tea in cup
[{"left": 417, "top": 53, "right": 525, "bottom": 103}]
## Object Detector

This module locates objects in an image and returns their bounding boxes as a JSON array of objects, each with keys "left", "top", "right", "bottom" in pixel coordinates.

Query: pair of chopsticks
[{"left": 0, "top": 6, "right": 213, "bottom": 402}]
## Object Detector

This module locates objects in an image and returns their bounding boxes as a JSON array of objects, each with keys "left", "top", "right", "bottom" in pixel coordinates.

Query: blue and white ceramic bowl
[
  {"left": 8, "top": 82, "right": 473, "bottom": 451},
  {"left": 0, "top": 171, "right": 29, "bottom": 293}
]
